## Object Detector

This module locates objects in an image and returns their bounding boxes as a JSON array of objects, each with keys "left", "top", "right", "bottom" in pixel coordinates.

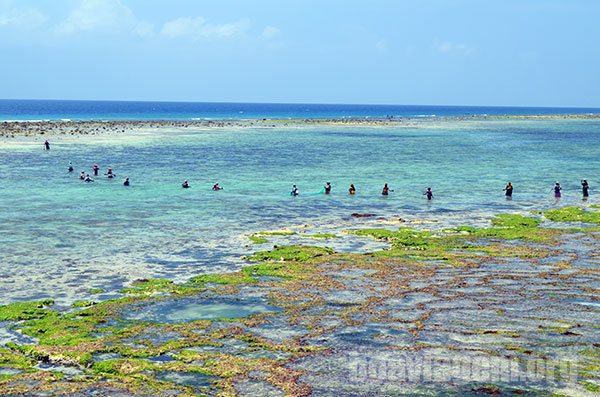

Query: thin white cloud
[
  {"left": 134, "top": 21, "right": 155, "bottom": 38},
  {"left": 0, "top": 0, "right": 46, "bottom": 28},
  {"left": 262, "top": 26, "right": 280, "bottom": 40},
  {"left": 55, "top": 0, "right": 135, "bottom": 34},
  {"left": 436, "top": 41, "right": 475, "bottom": 55},
  {"left": 160, "top": 16, "right": 250, "bottom": 40},
  {"left": 375, "top": 40, "right": 387, "bottom": 52}
]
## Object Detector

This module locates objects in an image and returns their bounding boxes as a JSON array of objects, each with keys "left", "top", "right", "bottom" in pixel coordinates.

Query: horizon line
[{"left": 1, "top": 98, "right": 600, "bottom": 110}]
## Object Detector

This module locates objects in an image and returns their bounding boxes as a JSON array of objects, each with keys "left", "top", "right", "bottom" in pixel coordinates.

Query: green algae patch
[
  {"left": 19, "top": 314, "right": 97, "bottom": 347},
  {"left": 581, "top": 381, "right": 600, "bottom": 392},
  {"left": 0, "top": 300, "right": 55, "bottom": 321},
  {"left": 2, "top": 211, "right": 600, "bottom": 395},
  {"left": 248, "top": 245, "right": 334, "bottom": 262},
  {"left": 92, "top": 358, "right": 154, "bottom": 375},
  {"left": 581, "top": 348, "right": 600, "bottom": 358},
  {"left": 248, "top": 235, "right": 268, "bottom": 244},
  {"left": 544, "top": 206, "right": 600, "bottom": 224},
  {"left": 445, "top": 213, "right": 565, "bottom": 242},
  {"left": 88, "top": 288, "right": 105, "bottom": 294},
  {"left": 121, "top": 278, "right": 174, "bottom": 294},
  {"left": 71, "top": 300, "right": 96, "bottom": 308},
  {"left": 257, "top": 231, "right": 296, "bottom": 236},
  {"left": 120, "top": 278, "right": 200, "bottom": 296},
  {"left": 0, "top": 348, "right": 36, "bottom": 370},
  {"left": 346, "top": 228, "right": 436, "bottom": 249},
  {"left": 346, "top": 218, "right": 560, "bottom": 265},
  {"left": 302, "top": 233, "right": 339, "bottom": 239},
  {"left": 190, "top": 272, "right": 256, "bottom": 285},
  {"left": 242, "top": 262, "right": 307, "bottom": 280},
  {"left": 450, "top": 224, "right": 560, "bottom": 242},
  {"left": 490, "top": 214, "right": 541, "bottom": 228}
]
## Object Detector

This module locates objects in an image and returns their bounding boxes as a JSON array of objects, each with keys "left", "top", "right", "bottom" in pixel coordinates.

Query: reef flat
[
  {"left": 0, "top": 207, "right": 599, "bottom": 396},
  {"left": 2, "top": 113, "right": 600, "bottom": 139}
]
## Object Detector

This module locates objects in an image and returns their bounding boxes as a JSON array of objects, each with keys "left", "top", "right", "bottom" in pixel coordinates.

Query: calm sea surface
[
  {"left": 1, "top": 99, "right": 600, "bottom": 120},
  {"left": 1, "top": 101, "right": 599, "bottom": 307}
]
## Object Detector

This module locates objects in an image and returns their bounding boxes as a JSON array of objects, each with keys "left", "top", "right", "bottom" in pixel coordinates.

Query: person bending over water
[
  {"left": 582, "top": 180, "right": 589, "bottom": 198},
  {"left": 123, "top": 177, "right": 130, "bottom": 186},
  {"left": 84, "top": 174, "right": 94, "bottom": 182},
  {"left": 182, "top": 180, "right": 190, "bottom": 188},
  {"left": 348, "top": 184, "right": 356, "bottom": 195},
  {"left": 553, "top": 182, "right": 562, "bottom": 198},
  {"left": 291, "top": 185, "right": 299, "bottom": 196},
  {"left": 504, "top": 182, "right": 513, "bottom": 198},
  {"left": 424, "top": 187, "right": 433, "bottom": 200},
  {"left": 212, "top": 183, "right": 222, "bottom": 191},
  {"left": 68, "top": 162, "right": 74, "bottom": 172},
  {"left": 324, "top": 182, "right": 332, "bottom": 194}
]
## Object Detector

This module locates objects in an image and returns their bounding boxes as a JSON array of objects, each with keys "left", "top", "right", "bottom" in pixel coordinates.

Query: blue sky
[{"left": 0, "top": 0, "right": 598, "bottom": 107}]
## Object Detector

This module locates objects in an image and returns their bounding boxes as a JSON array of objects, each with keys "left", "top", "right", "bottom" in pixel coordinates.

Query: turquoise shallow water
[{"left": 0, "top": 118, "right": 599, "bottom": 306}]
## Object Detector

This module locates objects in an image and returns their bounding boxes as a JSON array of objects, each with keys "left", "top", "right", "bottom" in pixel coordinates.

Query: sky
[{"left": 0, "top": 0, "right": 599, "bottom": 107}]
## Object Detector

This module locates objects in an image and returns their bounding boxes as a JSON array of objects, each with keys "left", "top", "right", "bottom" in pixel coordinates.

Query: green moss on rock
[
  {"left": 346, "top": 228, "right": 436, "bottom": 249},
  {"left": 190, "top": 272, "right": 256, "bottom": 285},
  {"left": 451, "top": 225, "right": 559, "bottom": 242},
  {"left": 120, "top": 278, "right": 176, "bottom": 295},
  {"left": 242, "top": 262, "right": 307, "bottom": 280},
  {"left": 0, "top": 347, "right": 36, "bottom": 370},
  {"left": 71, "top": 301, "right": 96, "bottom": 308},
  {"left": 248, "top": 245, "right": 334, "bottom": 262},
  {"left": 490, "top": 213, "right": 541, "bottom": 228},
  {"left": 302, "top": 233, "right": 339, "bottom": 239},
  {"left": 257, "top": 231, "right": 296, "bottom": 236},
  {"left": 544, "top": 206, "right": 600, "bottom": 224},
  {"left": 0, "top": 300, "right": 55, "bottom": 321},
  {"left": 248, "top": 235, "right": 268, "bottom": 244}
]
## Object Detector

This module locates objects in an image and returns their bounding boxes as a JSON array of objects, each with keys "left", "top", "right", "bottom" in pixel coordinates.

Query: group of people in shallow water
[
  {"left": 69, "top": 162, "right": 129, "bottom": 185},
  {"left": 502, "top": 180, "right": 590, "bottom": 199},
  {"left": 290, "top": 181, "right": 591, "bottom": 199},
  {"left": 292, "top": 181, "right": 591, "bottom": 199},
  {"left": 181, "top": 181, "right": 223, "bottom": 190},
  {"left": 289, "top": 182, "right": 428, "bottom": 198},
  {"left": 55, "top": 141, "right": 591, "bottom": 199}
]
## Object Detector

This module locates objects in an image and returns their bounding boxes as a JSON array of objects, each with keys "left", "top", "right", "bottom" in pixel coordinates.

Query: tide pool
[{"left": 0, "top": 118, "right": 599, "bottom": 306}]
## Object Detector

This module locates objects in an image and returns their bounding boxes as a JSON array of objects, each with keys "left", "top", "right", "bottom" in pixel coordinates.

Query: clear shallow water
[
  {"left": 0, "top": 118, "right": 599, "bottom": 306},
  {"left": 123, "top": 297, "right": 281, "bottom": 323},
  {"left": 1, "top": 99, "right": 599, "bottom": 121}
]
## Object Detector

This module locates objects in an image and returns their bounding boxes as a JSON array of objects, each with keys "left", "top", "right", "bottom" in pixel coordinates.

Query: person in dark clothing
[
  {"left": 553, "top": 182, "right": 562, "bottom": 198},
  {"left": 382, "top": 183, "right": 391, "bottom": 196},
  {"left": 504, "top": 182, "right": 513, "bottom": 198},
  {"left": 424, "top": 187, "right": 433, "bottom": 200},
  {"left": 582, "top": 180, "right": 589, "bottom": 198}
]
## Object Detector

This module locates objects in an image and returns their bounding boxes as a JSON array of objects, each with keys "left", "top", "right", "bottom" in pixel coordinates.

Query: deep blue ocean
[{"left": 1, "top": 99, "right": 599, "bottom": 121}]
